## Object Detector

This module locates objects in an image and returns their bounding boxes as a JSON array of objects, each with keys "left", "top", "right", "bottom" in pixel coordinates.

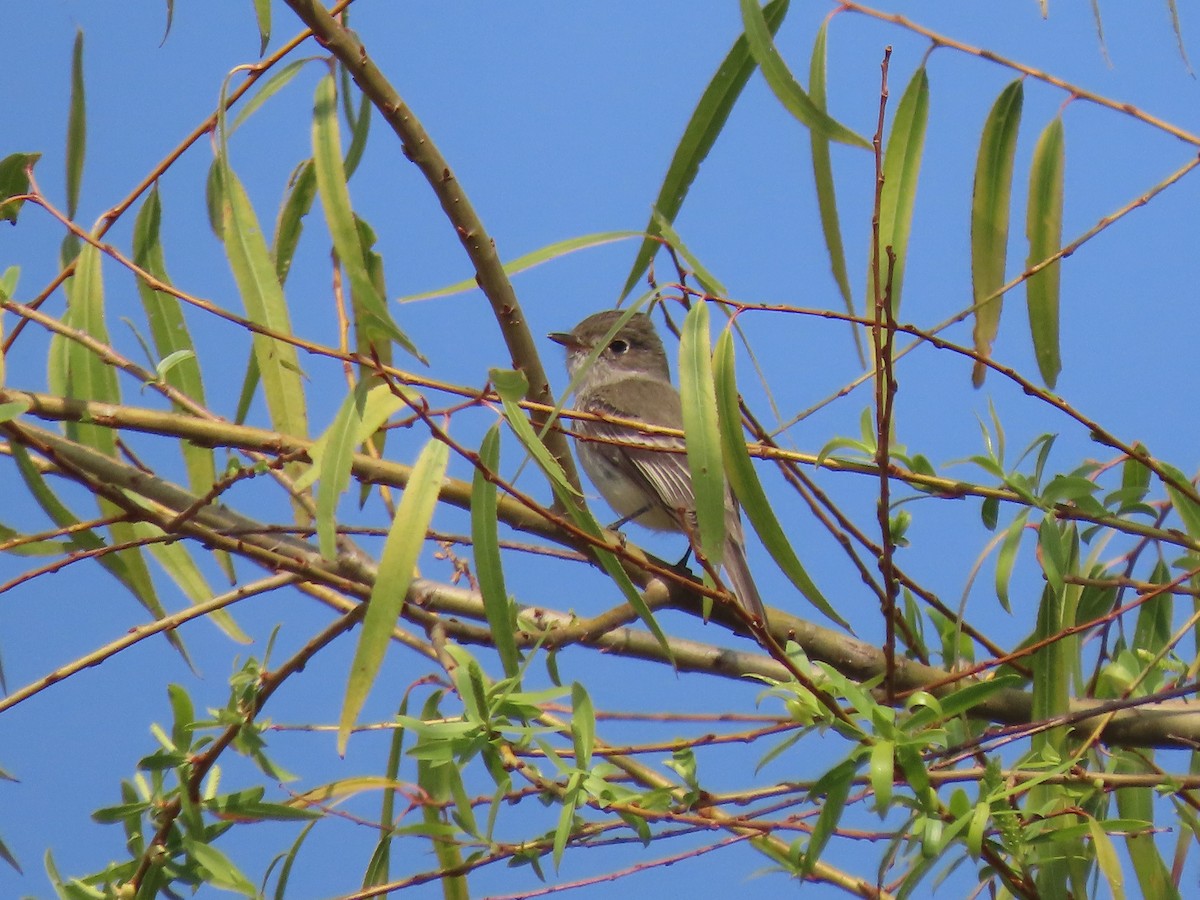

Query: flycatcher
[{"left": 549, "top": 309, "right": 767, "bottom": 625}]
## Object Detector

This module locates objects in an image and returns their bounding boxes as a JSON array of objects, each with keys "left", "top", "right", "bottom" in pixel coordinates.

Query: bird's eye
[{"left": 608, "top": 339, "right": 629, "bottom": 355}]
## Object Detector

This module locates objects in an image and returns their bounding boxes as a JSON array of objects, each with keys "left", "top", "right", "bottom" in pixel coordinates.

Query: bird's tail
[{"left": 722, "top": 533, "right": 767, "bottom": 627}]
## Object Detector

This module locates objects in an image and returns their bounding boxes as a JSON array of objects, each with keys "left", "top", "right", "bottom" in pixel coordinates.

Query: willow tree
[{"left": 2, "top": 2, "right": 1198, "bottom": 898}]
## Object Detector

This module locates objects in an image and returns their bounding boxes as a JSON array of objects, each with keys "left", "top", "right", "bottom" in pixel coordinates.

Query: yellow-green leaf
[
  {"left": 313, "top": 74, "right": 423, "bottom": 363},
  {"left": 713, "top": 329, "right": 847, "bottom": 629},
  {"left": 339, "top": 437, "right": 448, "bottom": 755},
  {"left": 679, "top": 301, "right": 725, "bottom": 569},
  {"left": 970, "top": 80, "right": 1024, "bottom": 387},
  {"left": 621, "top": 0, "right": 790, "bottom": 299},
  {"left": 472, "top": 424, "right": 520, "bottom": 678},
  {"left": 740, "top": 0, "right": 870, "bottom": 149},
  {"left": 219, "top": 164, "right": 309, "bottom": 444},
  {"left": 869, "top": 67, "right": 929, "bottom": 315},
  {"left": 809, "top": 22, "right": 861, "bottom": 366},
  {"left": 65, "top": 30, "right": 86, "bottom": 221},
  {"left": 1026, "top": 116, "right": 1064, "bottom": 388}
]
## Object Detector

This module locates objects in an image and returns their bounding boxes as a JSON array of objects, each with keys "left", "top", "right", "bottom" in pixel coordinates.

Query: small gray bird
[{"left": 549, "top": 309, "right": 767, "bottom": 625}]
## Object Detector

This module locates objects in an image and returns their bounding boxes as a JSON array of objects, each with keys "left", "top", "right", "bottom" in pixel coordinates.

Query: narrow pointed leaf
[
  {"left": 219, "top": 164, "right": 309, "bottom": 443},
  {"left": 803, "top": 757, "right": 857, "bottom": 876},
  {"left": 970, "top": 80, "right": 1023, "bottom": 387},
  {"left": 679, "top": 301, "right": 725, "bottom": 568},
  {"left": 252, "top": 0, "right": 271, "bottom": 56},
  {"left": 869, "top": 67, "right": 929, "bottom": 315},
  {"left": 714, "top": 330, "right": 847, "bottom": 629},
  {"left": 313, "top": 74, "right": 422, "bottom": 362},
  {"left": 649, "top": 211, "right": 727, "bottom": 297},
  {"left": 273, "top": 159, "right": 317, "bottom": 285},
  {"left": 1115, "top": 750, "right": 1181, "bottom": 900},
  {"left": 65, "top": 30, "right": 86, "bottom": 221},
  {"left": 11, "top": 445, "right": 178, "bottom": 655},
  {"left": 0, "top": 153, "right": 41, "bottom": 223},
  {"left": 809, "top": 23, "right": 861, "bottom": 365},
  {"left": 133, "top": 187, "right": 218, "bottom": 500},
  {"left": 621, "top": 0, "right": 790, "bottom": 299},
  {"left": 231, "top": 58, "right": 312, "bottom": 133},
  {"left": 403, "top": 230, "right": 639, "bottom": 303},
  {"left": 1026, "top": 116, "right": 1064, "bottom": 388},
  {"left": 339, "top": 437, "right": 448, "bottom": 755},
  {"left": 741, "top": 0, "right": 869, "bottom": 149},
  {"left": 307, "top": 381, "right": 407, "bottom": 557},
  {"left": 132, "top": 521, "right": 249, "bottom": 643},
  {"left": 472, "top": 423, "right": 520, "bottom": 677}
]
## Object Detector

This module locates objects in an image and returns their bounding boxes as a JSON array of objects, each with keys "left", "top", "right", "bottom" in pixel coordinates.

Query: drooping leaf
[
  {"left": 740, "top": 0, "right": 870, "bottom": 149},
  {"left": 472, "top": 423, "right": 520, "bottom": 678},
  {"left": 273, "top": 159, "right": 317, "bottom": 285},
  {"left": 132, "top": 187, "right": 220, "bottom": 508},
  {"left": 65, "top": 30, "right": 86, "bottom": 221},
  {"left": 339, "top": 437, "right": 448, "bottom": 755},
  {"left": 312, "top": 74, "right": 423, "bottom": 363},
  {"left": 252, "top": 0, "right": 271, "bottom": 56},
  {"left": 1026, "top": 116, "right": 1065, "bottom": 388},
  {"left": 620, "top": 0, "right": 790, "bottom": 299},
  {"left": 218, "top": 164, "right": 309, "bottom": 444},
  {"left": 970, "top": 80, "right": 1023, "bottom": 387},
  {"left": 713, "top": 329, "right": 847, "bottom": 629},
  {"left": 0, "top": 153, "right": 41, "bottom": 224},
  {"left": 869, "top": 67, "right": 929, "bottom": 316},
  {"left": 809, "top": 22, "right": 862, "bottom": 365},
  {"left": 679, "top": 301, "right": 726, "bottom": 569}
]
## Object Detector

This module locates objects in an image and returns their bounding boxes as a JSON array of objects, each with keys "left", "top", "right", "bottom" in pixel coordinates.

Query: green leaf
[
  {"left": 869, "top": 67, "right": 929, "bottom": 315},
  {"left": 679, "top": 301, "right": 726, "bottom": 568},
  {"left": 339, "top": 438, "right": 448, "bottom": 755},
  {"left": 970, "top": 80, "right": 1023, "bottom": 387},
  {"left": 1115, "top": 750, "right": 1181, "bottom": 900},
  {"left": 341, "top": 64, "right": 372, "bottom": 179},
  {"left": 740, "top": 0, "right": 870, "bottom": 149},
  {"left": 869, "top": 740, "right": 894, "bottom": 813},
  {"left": 132, "top": 186, "right": 219, "bottom": 509},
  {"left": 185, "top": 836, "right": 259, "bottom": 896},
  {"left": 0, "top": 152, "right": 41, "bottom": 224},
  {"left": 648, "top": 211, "right": 727, "bottom": 297},
  {"left": 1026, "top": 116, "right": 1065, "bottom": 388},
  {"left": 621, "top": 0, "right": 790, "bottom": 299},
  {"left": 1160, "top": 462, "right": 1200, "bottom": 540},
  {"left": 252, "top": 0, "right": 271, "bottom": 56},
  {"left": 713, "top": 329, "right": 847, "bottom": 629},
  {"left": 313, "top": 74, "right": 423, "bottom": 362},
  {"left": 403, "top": 230, "right": 640, "bottom": 303},
  {"left": 1087, "top": 817, "right": 1126, "bottom": 900},
  {"left": 995, "top": 509, "right": 1028, "bottom": 613},
  {"left": 472, "top": 424, "right": 520, "bottom": 678},
  {"left": 132, "top": 520, "right": 248, "bottom": 643},
  {"left": 809, "top": 22, "right": 861, "bottom": 365},
  {"left": 65, "top": 30, "right": 86, "bottom": 221},
  {"left": 231, "top": 58, "right": 313, "bottom": 134},
  {"left": 307, "top": 380, "right": 406, "bottom": 559},
  {"left": 804, "top": 757, "right": 857, "bottom": 876},
  {"left": 571, "top": 682, "right": 595, "bottom": 771},
  {"left": 218, "top": 162, "right": 309, "bottom": 443},
  {"left": 273, "top": 159, "right": 317, "bottom": 285}
]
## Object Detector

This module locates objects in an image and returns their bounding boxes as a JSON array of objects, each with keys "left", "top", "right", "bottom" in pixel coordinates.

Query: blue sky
[{"left": 3, "top": 1, "right": 1200, "bottom": 897}]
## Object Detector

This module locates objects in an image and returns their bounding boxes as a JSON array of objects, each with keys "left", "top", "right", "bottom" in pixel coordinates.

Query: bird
[{"left": 548, "top": 309, "right": 767, "bottom": 626}]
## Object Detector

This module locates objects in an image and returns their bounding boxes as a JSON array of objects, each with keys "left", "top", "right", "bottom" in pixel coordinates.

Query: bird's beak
[{"left": 547, "top": 331, "right": 578, "bottom": 348}]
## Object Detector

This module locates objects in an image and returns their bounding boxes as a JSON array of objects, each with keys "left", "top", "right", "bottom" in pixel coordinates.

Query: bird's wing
[{"left": 577, "top": 378, "right": 696, "bottom": 521}]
